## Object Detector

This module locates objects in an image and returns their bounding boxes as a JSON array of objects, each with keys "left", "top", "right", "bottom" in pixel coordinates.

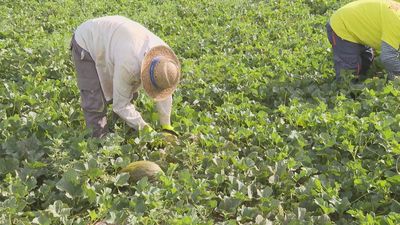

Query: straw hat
[{"left": 141, "top": 46, "right": 181, "bottom": 101}]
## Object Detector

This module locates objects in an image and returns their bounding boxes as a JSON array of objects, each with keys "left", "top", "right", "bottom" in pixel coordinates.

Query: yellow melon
[{"left": 120, "top": 161, "right": 163, "bottom": 182}]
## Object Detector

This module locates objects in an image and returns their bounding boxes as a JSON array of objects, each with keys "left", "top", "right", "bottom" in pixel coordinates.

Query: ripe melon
[
  {"left": 162, "top": 132, "right": 178, "bottom": 144},
  {"left": 120, "top": 161, "right": 163, "bottom": 182}
]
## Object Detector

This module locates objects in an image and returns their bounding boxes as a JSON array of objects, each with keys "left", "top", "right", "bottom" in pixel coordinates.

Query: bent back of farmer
[{"left": 327, "top": 0, "right": 400, "bottom": 81}]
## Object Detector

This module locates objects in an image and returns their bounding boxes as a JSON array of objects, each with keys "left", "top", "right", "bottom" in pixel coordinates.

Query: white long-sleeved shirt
[{"left": 74, "top": 16, "right": 172, "bottom": 130}]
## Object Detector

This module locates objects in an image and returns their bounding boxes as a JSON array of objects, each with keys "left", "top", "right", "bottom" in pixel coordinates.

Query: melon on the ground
[
  {"left": 120, "top": 160, "right": 163, "bottom": 182},
  {"left": 162, "top": 132, "right": 178, "bottom": 144}
]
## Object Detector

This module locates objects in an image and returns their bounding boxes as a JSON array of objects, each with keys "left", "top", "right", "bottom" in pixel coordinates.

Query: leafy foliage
[{"left": 1, "top": 0, "right": 399, "bottom": 224}]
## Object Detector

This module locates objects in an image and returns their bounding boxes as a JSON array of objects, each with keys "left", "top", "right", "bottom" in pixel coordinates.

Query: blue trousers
[{"left": 326, "top": 22, "right": 374, "bottom": 80}]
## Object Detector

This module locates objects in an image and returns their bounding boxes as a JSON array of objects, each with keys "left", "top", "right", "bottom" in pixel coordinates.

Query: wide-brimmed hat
[{"left": 141, "top": 46, "right": 181, "bottom": 101}]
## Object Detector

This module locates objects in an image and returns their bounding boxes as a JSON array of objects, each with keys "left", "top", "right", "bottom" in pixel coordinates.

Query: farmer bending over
[
  {"left": 327, "top": 0, "right": 400, "bottom": 81},
  {"left": 71, "top": 16, "right": 180, "bottom": 138}
]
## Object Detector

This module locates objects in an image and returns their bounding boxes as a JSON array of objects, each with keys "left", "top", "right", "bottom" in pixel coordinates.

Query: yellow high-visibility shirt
[{"left": 330, "top": 0, "right": 400, "bottom": 50}]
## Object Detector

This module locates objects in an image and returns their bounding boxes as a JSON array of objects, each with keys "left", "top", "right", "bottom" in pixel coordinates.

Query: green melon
[{"left": 120, "top": 161, "right": 163, "bottom": 182}]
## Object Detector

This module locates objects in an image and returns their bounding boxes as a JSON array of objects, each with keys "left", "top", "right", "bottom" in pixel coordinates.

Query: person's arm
[
  {"left": 156, "top": 95, "right": 179, "bottom": 137},
  {"left": 155, "top": 95, "right": 172, "bottom": 126},
  {"left": 381, "top": 41, "right": 400, "bottom": 80},
  {"left": 112, "top": 64, "right": 148, "bottom": 130}
]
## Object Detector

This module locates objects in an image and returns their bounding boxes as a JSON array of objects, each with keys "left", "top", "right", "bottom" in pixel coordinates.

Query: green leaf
[
  {"left": 314, "top": 198, "right": 335, "bottom": 214},
  {"left": 114, "top": 173, "right": 130, "bottom": 187},
  {"left": 48, "top": 200, "right": 71, "bottom": 218},
  {"left": 218, "top": 196, "right": 242, "bottom": 213},
  {"left": 387, "top": 175, "right": 400, "bottom": 184},
  {"left": 258, "top": 187, "right": 273, "bottom": 198},
  {"left": 32, "top": 213, "right": 52, "bottom": 225},
  {"left": 56, "top": 169, "right": 83, "bottom": 198}
]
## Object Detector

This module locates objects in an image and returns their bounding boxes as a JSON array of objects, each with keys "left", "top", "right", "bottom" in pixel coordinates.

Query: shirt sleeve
[
  {"left": 112, "top": 63, "right": 147, "bottom": 130},
  {"left": 155, "top": 95, "right": 172, "bottom": 126},
  {"left": 380, "top": 41, "right": 400, "bottom": 76}
]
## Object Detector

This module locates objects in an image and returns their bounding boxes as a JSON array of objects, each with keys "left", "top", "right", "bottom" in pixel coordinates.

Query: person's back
[
  {"left": 330, "top": 0, "right": 384, "bottom": 49},
  {"left": 74, "top": 16, "right": 167, "bottom": 101}
]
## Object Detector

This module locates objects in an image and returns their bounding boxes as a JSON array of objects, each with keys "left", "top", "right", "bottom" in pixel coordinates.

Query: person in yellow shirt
[{"left": 327, "top": 0, "right": 400, "bottom": 81}]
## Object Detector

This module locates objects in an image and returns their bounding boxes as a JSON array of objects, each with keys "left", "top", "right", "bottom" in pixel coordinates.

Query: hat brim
[{"left": 141, "top": 46, "right": 181, "bottom": 101}]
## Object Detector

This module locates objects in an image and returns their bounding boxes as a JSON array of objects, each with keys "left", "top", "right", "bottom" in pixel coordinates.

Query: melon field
[{"left": 1, "top": 0, "right": 400, "bottom": 224}]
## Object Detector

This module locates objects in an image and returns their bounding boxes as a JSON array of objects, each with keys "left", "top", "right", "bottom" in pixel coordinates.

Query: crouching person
[
  {"left": 327, "top": 0, "right": 400, "bottom": 81},
  {"left": 71, "top": 16, "right": 180, "bottom": 138}
]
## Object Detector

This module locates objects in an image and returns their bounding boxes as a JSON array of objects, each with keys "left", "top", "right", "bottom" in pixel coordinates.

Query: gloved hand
[
  {"left": 161, "top": 124, "right": 179, "bottom": 137},
  {"left": 139, "top": 124, "right": 154, "bottom": 137},
  {"left": 160, "top": 124, "right": 179, "bottom": 144}
]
